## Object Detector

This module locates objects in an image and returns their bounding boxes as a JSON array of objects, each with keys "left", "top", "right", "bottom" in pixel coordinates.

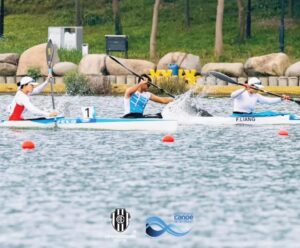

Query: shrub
[
  {"left": 150, "top": 77, "right": 189, "bottom": 96},
  {"left": 27, "top": 67, "right": 42, "bottom": 81},
  {"left": 64, "top": 71, "right": 91, "bottom": 95}
]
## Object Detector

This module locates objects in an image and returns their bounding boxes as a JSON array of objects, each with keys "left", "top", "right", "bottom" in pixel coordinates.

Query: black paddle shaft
[
  {"left": 46, "top": 39, "right": 56, "bottom": 110},
  {"left": 209, "top": 71, "right": 300, "bottom": 105},
  {"left": 108, "top": 55, "right": 175, "bottom": 98}
]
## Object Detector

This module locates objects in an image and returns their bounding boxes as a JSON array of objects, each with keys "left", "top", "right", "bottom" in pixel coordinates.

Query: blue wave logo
[{"left": 145, "top": 216, "right": 191, "bottom": 237}]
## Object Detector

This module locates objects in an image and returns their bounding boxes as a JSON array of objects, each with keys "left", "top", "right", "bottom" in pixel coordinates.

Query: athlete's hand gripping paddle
[
  {"left": 209, "top": 71, "right": 300, "bottom": 105},
  {"left": 108, "top": 55, "right": 175, "bottom": 98}
]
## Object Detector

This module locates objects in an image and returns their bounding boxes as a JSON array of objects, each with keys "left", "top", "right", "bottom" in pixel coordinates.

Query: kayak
[
  {"left": 163, "top": 111, "right": 300, "bottom": 125},
  {"left": 177, "top": 115, "right": 300, "bottom": 125},
  {"left": 0, "top": 117, "right": 178, "bottom": 131}
]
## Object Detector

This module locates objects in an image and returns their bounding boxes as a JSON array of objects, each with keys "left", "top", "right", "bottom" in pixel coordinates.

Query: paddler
[
  {"left": 8, "top": 76, "right": 59, "bottom": 121},
  {"left": 123, "top": 74, "right": 174, "bottom": 118},
  {"left": 231, "top": 77, "right": 290, "bottom": 114}
]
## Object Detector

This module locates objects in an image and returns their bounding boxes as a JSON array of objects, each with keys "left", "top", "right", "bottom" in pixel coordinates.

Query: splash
[
  {"left": 55, "top": 94, "right": 81, "bottom": 117},
  {"left": 162, "top": 88, "right": 212, "bottom": 121}
]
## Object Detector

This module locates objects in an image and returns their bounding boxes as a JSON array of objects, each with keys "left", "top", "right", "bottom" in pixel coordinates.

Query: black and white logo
[{"left": 111, "top": 208, "right": 131, "bottom": 232}]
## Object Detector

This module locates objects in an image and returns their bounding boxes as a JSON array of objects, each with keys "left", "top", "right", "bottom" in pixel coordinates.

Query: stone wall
[
  {"left": 199, "top": 76, "right": 300, "bottom": 87},
  {"left": 1, "top": 75, "right": 300, "bottom": 87}
]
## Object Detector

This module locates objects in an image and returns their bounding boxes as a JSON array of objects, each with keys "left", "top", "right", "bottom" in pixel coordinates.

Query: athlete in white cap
[
  {"left": 231, "top": 77, "right": 290, "bottom": 114},
  {"left": 8, "top": 75, "right": 58, "bottom": 120}
]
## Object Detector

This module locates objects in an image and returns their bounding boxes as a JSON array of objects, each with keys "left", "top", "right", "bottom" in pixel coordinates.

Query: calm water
[{"left": 1, "top": 95, "right": 300, "bottom": 247}]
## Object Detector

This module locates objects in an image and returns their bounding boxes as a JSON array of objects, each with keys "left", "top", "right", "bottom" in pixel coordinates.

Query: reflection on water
[{"left": 0, "top": 95, "right": 300, "bottom": 247}]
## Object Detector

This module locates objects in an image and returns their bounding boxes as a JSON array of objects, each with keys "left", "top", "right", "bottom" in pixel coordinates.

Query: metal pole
[
  {"left": 0, "top": 0, "right": 4, "bottom": 37},
  {"left": 279, "top": 0, "right": 285, "bottom": 52},
  {"left": 246, "top": 0, "right": 251, "bottom": 38},
  {"left": 184, "top": 0, "right": 190, "bottom": 27}
]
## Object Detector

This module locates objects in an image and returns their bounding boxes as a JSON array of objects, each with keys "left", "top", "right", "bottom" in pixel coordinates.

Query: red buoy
[
  {"left": 22, "top": 140, "right": 35, "bottom": 150},
  {"left": 278, "top": 128, "right": 289, "bottom": 136},
  {"left": 162, "top": 134, "right": 175, "bottom": 143}
]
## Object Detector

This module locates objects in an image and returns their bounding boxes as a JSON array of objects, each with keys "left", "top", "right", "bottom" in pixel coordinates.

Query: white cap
[
  {"left": 18, "top": 76, "right": 38, "bottom": 89},
  {"left": 248, "top": 77, "right": 264, "bottom": 89}
]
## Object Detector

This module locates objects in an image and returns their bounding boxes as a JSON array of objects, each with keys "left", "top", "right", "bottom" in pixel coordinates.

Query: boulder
[
  {"left": 0, "top": 53, "right": 20, "bottom": 65},
  {"left": 87, "top": 75, "right": 111, "bottom": 95},
  {"left": 17, "top": 43, "right": 60, "bottom": 76},
  {"left": 78, "top": 54, "right": 107, "bottom": 75},
  {"left": 53, "top": 62, "right": 78, "bottom": 76},
  {"left": 285, "top": 61, "right": 300, "bottom": 76},
  {"left": 0, "top": 63, "right": 17, "bottom": 76},
  {"left": 244, "top": 53, "right": 289, "bottom": 76},
  {"left": 157, "top": 52, "right": 201, "bottom": 72},
  {"left": 106, "top": 57, "right": 156, "bottom": 75},
  {"left": 202, "top": 63, "right": 245, "bottom": 77}
]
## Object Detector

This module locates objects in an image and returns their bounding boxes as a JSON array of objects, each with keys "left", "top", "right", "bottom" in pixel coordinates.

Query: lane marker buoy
[
  {"left": 162, "top": 134, "right": 175, "bottom": 143},
  {"left": 22, "top": 140, "right": 35, "bottom": 150},
  {"left": 278, "top": 128, "right": 289, "bottom": 136}
]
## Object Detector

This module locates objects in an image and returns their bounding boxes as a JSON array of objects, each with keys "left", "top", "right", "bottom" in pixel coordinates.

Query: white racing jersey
[
  {"left": 231, "top": 89, "right": 281, "bottom": 113},
  {"left": 8, "top": 80, "right": 50, "bottom": 120}
]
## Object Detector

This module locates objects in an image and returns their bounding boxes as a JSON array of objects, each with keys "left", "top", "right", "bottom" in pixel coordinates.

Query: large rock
[
  {"left": 53, "top": 62, "right": 78, "bottom": 76},
  {"left": 285, "top": 61, "right": 300, "bottom": 76},
  {"left": 157, "top": 52, "right": 201, "bottom": 72},
  {"left": 87, "top": 75, "right": 111, "bottom": 95},
  {"left": 0, "top": 53, "right": 20, "bottom": 65},
  {"left": 202, "top": 63, "right": 245, "bottom": 77},
  {"left": 106, "top": 57, "right": 156, "bottom": 75},
  {"left": 244, "top": 53, "right": 289, "bottom": 76},
  {"left": 0, "top": 63, "right": 17, "bottom": 76},
  {"left": 78, "top": 54, "right": 107, "bottom": 75},
  {"left": 17, "top": 43, "right": 60, "bottom": 76}
]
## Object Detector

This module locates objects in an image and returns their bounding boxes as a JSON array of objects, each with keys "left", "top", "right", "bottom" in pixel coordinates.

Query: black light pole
[
  {"left": 0, "top": 0, "right": 4, "bottom": 37},
  {"left": 246, "top": 0, "right": 251, "bottom": 38},
  {"left": 184, "top": 0, "right": 190, "bottom": 27},
  {"left": 279, "top": 0, "right": 285, "bottom": 52}
]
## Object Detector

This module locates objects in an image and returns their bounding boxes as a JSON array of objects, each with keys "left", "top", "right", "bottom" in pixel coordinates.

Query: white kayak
[
  {"left": 0, "top": 117, "right": 177, "bottom": 131},
  {"left": 178, "top": 115, "right": 300, "bottom": 125},
  {"left": 163, "top": 111, "right": 300, "bottom": 125}
]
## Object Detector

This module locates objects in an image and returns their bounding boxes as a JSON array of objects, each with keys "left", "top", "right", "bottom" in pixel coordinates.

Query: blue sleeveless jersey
[
  {"left": 124, "top": 92, "right": 151, "bottom": 115},
  {"left": 129, "top": 92, "right": 150, "bottom": 114}
]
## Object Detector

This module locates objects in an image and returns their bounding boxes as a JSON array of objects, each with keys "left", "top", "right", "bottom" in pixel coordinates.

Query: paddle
[
  {"left": 108, "top": 55, "right": 175, "bottom": 98},
  {"left": 46, "top": 39, "right": 56, "bottom": 110},
  {"left": 209, "top": 71, "right": 300, "bottom": 105}
]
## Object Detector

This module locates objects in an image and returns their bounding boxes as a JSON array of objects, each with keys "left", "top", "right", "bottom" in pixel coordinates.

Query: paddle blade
[
  {"left": 293, "top": 99, "right": 300, "bottom": 105},
  {"left": 209, "top": 71, "right": 239, "bottom": 85},
  {"left": 46, "top": 39, "right": 54, "bottom": 69}
]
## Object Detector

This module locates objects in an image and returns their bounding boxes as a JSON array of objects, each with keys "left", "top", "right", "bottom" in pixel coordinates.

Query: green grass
[{"left": 1, "top": 0, "right": 300, "bottom": 65}]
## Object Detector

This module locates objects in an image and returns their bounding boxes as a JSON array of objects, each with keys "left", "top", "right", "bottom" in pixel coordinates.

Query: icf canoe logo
[
  {"left": 111, "top": 208, "right": 131, "bottom": 232},
  {"left": 145, "top": 213, "right": 192, "bottom": 237}
]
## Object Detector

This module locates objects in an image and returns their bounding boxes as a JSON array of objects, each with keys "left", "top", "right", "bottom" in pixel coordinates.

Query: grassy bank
[{"left": 1, "top": 0, "right": 300, "bottom": 64}]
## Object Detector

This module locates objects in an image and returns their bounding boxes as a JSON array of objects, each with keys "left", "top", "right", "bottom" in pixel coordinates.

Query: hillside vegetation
[{"left": 1, "top": 0, "right": 300, "bottom": 64}]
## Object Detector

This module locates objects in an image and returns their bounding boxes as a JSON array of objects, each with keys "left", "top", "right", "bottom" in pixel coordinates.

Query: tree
[
  {"left": 237, "top": 0, "right": 245, "bottom": 42},
  {"left": 288, "top": 0, "right": 294, "bottom": 17},
  {"left": 112, "top": 0, "right": 122, "bottom": 35},
  {"left": 75, "top": 0, "right": 82, "bottom": 26},
  {"left": 150, "top": 0, "right": 161, "bottom": 61},
  {"left": 184, "top": 0, "right": 190, "bottom": 27},
  {"left": 215, "top": 0, "right": 224, "bottom": 60},
  {"left": 0, "top": 0, "right": 4, "bottom": 37},
  {"left": 246, "top": 0, "right": 252, "bottom": 38}
]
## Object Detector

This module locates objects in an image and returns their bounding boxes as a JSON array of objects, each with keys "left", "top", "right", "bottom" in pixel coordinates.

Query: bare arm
[
  {"left": 150, "top": 94, "right": 174, "bottom": 104},
  {"left": 124, "top": 83, "right": 143, "bottom": 99}
]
